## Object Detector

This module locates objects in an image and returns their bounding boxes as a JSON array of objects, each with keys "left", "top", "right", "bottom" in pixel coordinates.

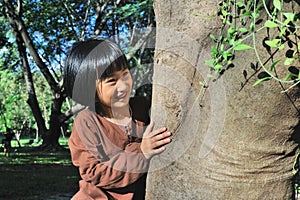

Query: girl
[{"left": 63, "top": 38, "right": 172, "bottom": 200}]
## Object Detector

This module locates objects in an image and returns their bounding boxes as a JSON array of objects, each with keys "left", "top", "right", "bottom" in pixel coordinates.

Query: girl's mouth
[{"left": 115, "top": 92, "right": 127, "bottom": 101}]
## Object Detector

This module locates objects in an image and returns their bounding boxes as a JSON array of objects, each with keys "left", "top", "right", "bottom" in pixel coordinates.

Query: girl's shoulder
[
  {"left": 129, "top": 96, "right": 151, "bottom": 125},
  {"left": 74, "top": 107, "right": 103, "bottom": 124},
  {"left": 73, "top": 107, "right": 109, "bottom": 133}
]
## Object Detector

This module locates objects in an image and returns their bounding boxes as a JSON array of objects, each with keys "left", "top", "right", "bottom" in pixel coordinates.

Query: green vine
[{"left": 205, "top": 0, "right": 300, "bottom": 91}]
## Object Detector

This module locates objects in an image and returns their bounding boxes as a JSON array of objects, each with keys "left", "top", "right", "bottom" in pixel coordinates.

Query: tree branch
[
  {"left": 62, "top": 103, "right": 86, "bottom": 122},
  {"left": 80, "top": 0, "right": 92, "bottom": 40},
  {"left": 94, "top": 0, "right": 122, "bottom": 36},
  {"left": 126, "top": 25, "right": 154, "bottom": 60},
  {"left": 16, "top": 0, "right": 21, "bottom": 15},
  {"left": 3, "top": 0, "right": 60, "bottom": 93},
  {"left": 63, "top": 2, "right": 80, "bottom": 41}
]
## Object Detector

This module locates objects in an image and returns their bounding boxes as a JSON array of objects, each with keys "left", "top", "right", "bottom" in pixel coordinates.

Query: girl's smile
[{"left": 115, "top": 92, "right": 128, "bottom": 101}]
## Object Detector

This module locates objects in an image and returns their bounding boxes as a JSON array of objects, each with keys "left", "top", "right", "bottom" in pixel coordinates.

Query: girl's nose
[{"left": 116, "top": 80, "right": 127, "bottom": 92}]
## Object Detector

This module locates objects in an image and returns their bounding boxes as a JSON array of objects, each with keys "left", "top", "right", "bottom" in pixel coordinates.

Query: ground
[
  {"left": 0, "top": 137, "right": 79, "bottom": 199},
  {"left": 0, "top": 163, "right": 79, "bottom": 199}
]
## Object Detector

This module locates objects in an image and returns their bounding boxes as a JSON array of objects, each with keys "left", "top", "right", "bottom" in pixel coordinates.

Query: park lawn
[{"left": 0, "top": 137, "right": 80, "bottom": 200}]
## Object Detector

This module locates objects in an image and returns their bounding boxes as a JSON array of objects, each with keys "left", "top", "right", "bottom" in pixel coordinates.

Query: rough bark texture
[{"left": 147, "top": 0, "right": 300, "bottom": 199}]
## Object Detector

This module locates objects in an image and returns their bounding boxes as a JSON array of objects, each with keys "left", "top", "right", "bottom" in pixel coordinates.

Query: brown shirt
[{"left": 69, "top": 98, "right": 150, "bottom": 200}]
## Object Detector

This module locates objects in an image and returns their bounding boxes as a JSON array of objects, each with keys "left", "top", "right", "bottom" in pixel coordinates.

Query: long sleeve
[{"left": 69, "top": 110, "right": 149, "bottom": 190}]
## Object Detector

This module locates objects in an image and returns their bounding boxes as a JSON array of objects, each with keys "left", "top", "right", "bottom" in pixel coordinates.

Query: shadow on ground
[{"left": 0, "top": 147, "right": 79, "bottom": 199}]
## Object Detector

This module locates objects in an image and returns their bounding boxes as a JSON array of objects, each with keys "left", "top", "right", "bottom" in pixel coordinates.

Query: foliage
[
  {"left": 203, "top": 1, "right": 300, "bottom": 194},
  {"left": 0, "top": 69, "right": 32, "bottom": 132},
  {"left": 205, "top": 0, "right": 300, "bottom": 90}
]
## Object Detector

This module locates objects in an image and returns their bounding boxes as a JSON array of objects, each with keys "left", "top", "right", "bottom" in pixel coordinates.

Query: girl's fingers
[
  {"left": 152, "top": 137, "right": 172, "bottom": 149},
  {"left": 148, "top": 127, "right": 168, "bottom": 138},
  {"left": 144, "top": 124, "right": 167, "bottom": 139},
  {"left": 143, "top": 121, "right": 154, "bottom": 137},
  {"left": 153, "top": 131, "right": 172, "bottom": 141},
  {"left": 152, "top": 146, "right": 166, "bottom": 155}
]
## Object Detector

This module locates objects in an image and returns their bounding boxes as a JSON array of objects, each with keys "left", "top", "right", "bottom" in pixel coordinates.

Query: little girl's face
[{"left": 97, "top": 68, "right": 132, "bottom": 110}]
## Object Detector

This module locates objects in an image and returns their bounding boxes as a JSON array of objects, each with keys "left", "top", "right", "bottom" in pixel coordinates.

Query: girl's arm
[{"left": 69, "top": 125, "right": 149, "bottom": 190}]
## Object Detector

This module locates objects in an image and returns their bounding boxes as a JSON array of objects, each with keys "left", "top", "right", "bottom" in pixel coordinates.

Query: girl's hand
[{"left": 141, "top": 121, "right": 172, "bottom": 159}]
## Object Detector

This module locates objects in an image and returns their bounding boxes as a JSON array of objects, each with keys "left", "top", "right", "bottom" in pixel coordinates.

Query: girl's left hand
[{"left": 140, "top": 121, "right": 172, "bottom": 159}]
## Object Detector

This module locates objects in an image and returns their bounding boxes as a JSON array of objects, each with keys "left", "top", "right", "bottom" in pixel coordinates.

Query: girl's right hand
[{"left": 140, "top": 121, "right": 172, "bottom": 159}]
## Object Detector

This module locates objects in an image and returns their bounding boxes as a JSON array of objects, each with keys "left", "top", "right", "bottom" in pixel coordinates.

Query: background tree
[
  {"left": 146, "top": 0, "right": 300, "bottom": 199},
  {"left": 0, "top": 69, "right": 31, "bottom": 132},
  {"left": 0, "top": 0, "right": 155, "bottom": 149}
]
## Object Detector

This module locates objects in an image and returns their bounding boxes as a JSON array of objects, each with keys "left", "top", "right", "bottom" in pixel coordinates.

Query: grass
[{"left": 0, "top": 137, "right": 80, "bottom": 200}]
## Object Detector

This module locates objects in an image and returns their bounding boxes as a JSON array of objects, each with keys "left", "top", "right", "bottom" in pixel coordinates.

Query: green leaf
[
  {"left": 228, "top": 38, "right": 236, "bottom": 45},
  {"left": 256, "top": 2, "right": 264, "bottom": 10},
  {"left": 250, "top": 22, "right": 255, "bottom": 32},
  {"left": 220, "top": 44, "right": 224, "bottom": 51},
  {"left": 279, "top": 27, "right": 287, "bottom": 37},
  {"left": 221, "top": 9, "right": 229, "bottom": 16},
  {"left": 223, "top": 51, "right": 233, "bottom": 60},
  {"left": 265, "top": 39, "right": 280, "bottom": 48},
  {"left": 236, "top": 2, "right": 244, "bottom": 7},
  {"left": 209, "top": 34, "right": 216, "bottom": 41},
  {"left": 205, "top": 59, "right": 215, "bottom": 67},
  {"left": 253, "top": 77, "right": 272, "bottom": 86},
  {"left": 218, "top": 35, "right": 223, "bottom": 42},
  {"left": 273, "top": 0, "right": 281, "bottom": 11},
  {"left": 265, "top": 41, "right": 276, "bottom": 47},
  {"left": 270, "top": 59, "right": 281, "bottom": 71},
  {"left": 211, "top": 45, "right": 218, "bottom": 56},
  {"left": 233, "top": 44, "right": 252, "bottom": 50},
  {"left": 283, "top": 18, "right": 291, "bottom": 26},
  {"left": 282, "top": 73, "right": 293, "bottom": 81},
  {"left": 283, "top": 12, "right": 295, "bottom": 21},
  {"left": 242, "top": 10, "right": 251, "bottom": 17},
  {"left": 227, "top": 27, "right": 236, "bottom": 35},
  {"left": 264, "top": 20, "right": 278, "bottom": 28},
  {"left": 226, "top": 18, "right": 232, "bottom": 25},
  {"left": 278, "top": 44, "right": 285, "bottom": 50},
  {"left": 214, "top": 64, "right": 223, "bottom": 70},
  {"left": 239, "top": 27, "right": 248, "bottom": 33},
  {"left": 284, "top": 58, "right": 295, "bottom": 65},
  {"left": 251, "top": 12, "right": 259, "bottom": 18},
  {"left": 207, "top": 73, "right": 215, "bottom": 78}
]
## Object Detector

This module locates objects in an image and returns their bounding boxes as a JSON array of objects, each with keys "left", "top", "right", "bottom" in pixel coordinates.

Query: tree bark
[
  {"left": 41, "top": 94, "right": 65, "bottom": 148},
  {"left": 147, "top": 0, "right": 300, "bottom": 199}
]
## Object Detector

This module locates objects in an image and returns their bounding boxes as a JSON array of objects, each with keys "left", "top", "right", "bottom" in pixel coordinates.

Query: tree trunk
[
  {"left": 41, "top": 94, "right": 65, "bottom": 149},
  {"left": 147, "top": 0, "right": 300, "bottom": 199},
  {"left": 8, "top": 17, "right": 48, "bottom": 137}
]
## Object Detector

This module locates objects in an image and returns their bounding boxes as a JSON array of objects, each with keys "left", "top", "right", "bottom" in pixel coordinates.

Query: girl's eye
[
  {"left": 106, "top": 78, "right": 116, "bottom": 83},
  {"left": 123, "top": 72, "right": 129, "bottom": 78}
]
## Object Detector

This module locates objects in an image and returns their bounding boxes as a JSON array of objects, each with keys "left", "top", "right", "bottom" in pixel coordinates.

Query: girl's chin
[{"left": 111, "top": 101, "right": 129, "bottom": 108}]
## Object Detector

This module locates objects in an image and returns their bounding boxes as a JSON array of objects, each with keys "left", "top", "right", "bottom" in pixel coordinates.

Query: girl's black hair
[{"left": 63, "top": 38, "right": 129, "bottom": 112}]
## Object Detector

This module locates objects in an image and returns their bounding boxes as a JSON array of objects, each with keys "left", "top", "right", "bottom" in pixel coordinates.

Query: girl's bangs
[{"left": 100, "top": 55, "right": 129, "bottom": 79}]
